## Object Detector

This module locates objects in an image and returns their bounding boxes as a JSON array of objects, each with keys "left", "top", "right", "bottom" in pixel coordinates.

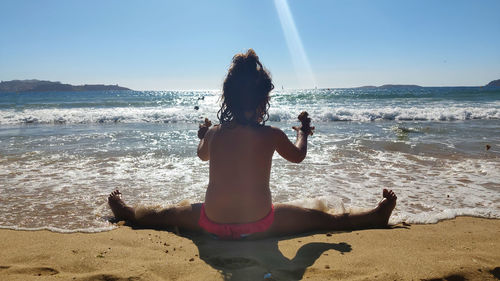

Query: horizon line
[{"left": 1, "top": 78, "right": 496, "bottom": 92}]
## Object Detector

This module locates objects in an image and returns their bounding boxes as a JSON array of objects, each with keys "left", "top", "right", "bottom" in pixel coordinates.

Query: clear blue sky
[{"left": 1, "top": 0, "right": 499, "bottom": 90}]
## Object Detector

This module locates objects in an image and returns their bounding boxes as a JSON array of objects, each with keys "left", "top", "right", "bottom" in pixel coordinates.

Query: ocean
[{"left": 0, "top": 87, "right": 499, "bottom": 232}]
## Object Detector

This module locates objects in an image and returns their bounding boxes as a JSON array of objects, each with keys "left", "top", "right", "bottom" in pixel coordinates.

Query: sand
[{"left": 0, "top": 216, "right": 499, "bottom": 281}]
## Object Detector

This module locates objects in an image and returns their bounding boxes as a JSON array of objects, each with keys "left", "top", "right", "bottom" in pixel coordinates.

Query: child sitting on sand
[{"left": 108, "top": 49, "right": 397, "bottom": 240}]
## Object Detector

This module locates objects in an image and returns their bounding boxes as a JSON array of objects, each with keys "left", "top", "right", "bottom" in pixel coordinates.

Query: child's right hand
[
  {"left": 292, "top": 111, "right": 315, "bottom": 136},
  {"left": 198, "top": 118, "right": 212, "bottom": 139}
]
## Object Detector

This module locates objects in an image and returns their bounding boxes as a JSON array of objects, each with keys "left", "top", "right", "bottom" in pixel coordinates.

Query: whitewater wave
[{"left": 1, "top": 105, "right": 498, "bottom": 125}]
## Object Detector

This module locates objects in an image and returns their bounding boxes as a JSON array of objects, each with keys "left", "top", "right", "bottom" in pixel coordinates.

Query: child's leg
[
  {"left": 108, "top": 190, "right": 202, "bottom": 231},
  {"left": 108, "top": 189, "right": 397, "bottom": 237},
  {"left": 257, "top": 189, "right": 397, "bottom": 238}
]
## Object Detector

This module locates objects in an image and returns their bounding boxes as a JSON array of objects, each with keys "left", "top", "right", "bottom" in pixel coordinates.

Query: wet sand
[{"left": 0, "top": 216, "right": 499, "bottom": 281}]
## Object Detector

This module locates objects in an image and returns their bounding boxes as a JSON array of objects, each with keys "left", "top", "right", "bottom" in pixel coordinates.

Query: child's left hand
[{"left": 198, "top": 118, "right": 212, "bottom": 139}]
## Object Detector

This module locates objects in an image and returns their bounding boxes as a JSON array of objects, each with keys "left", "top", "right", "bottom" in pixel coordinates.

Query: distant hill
[
  {"left": 0, "top": 79, "right": 130, "bottom": 93},
  {"left": 485, "top": 79, "right": 500, "bottom": 87},
  {"left": 356, "top": 84, "right": 422, "bottom": 89},
  {"left": 379, "top": 84, "right": 422, "bottom": 89}
]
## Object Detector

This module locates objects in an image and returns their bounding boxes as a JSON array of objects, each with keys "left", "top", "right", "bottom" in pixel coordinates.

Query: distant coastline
[
  {"left": 356, "top": 79, "right": 500, "bottom": 89},
  {"left": 355, "top": 84, "right": 422, "bottom": 89},
  {"left": 0, "top": 79, "right": 130, "bottom": 93},
  {"left": 485, "top": 79, "right": 500, "bottom": 87},
  {"left": 1, "top": 78, "right": 499, "bottom": 93}
]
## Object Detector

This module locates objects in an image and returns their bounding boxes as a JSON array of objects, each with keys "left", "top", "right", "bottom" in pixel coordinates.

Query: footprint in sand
[
  {"left": 10, "top": 266, "right": 59, "bottom": 276},
  {"left": 80, "top": 274, "right": 141, "bottom": 281}
]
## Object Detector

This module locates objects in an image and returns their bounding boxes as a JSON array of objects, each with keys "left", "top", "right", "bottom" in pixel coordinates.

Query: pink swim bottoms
[{"left": 198, "top": 204, "right": 275, "bottom": 240}]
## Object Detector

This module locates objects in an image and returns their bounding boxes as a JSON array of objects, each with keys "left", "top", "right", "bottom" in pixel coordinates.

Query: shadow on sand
[
  {"left": 119, "top": 219, "right": 410, "bottom": 280},
  {"left": 122, "top": 222, "right": 409, "bottom": 280},
  {"left": 182, "top": 231, "right": 352, "bottom": 281}
]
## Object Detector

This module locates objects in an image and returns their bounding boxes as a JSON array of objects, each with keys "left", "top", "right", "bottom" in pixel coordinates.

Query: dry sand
[{"left": 0, "top": 216, "right": 499, "bottom": 281}]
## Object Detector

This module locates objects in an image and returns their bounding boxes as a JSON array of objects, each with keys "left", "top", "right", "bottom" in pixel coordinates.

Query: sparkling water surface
[{"left": 0, "top": 88, "right": 499, "bottom": 232}]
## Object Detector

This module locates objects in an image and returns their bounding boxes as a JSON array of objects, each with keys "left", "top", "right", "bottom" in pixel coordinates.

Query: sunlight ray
[{"left": 274, "top": 0, "right": 316, "bottom": 89}]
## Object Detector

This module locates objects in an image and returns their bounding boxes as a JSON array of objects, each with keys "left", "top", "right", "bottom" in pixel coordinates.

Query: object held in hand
[
  {"left": 297, "top": 111, "right": 314, "bottom": 135},
  {"left": 198, "top": 118, "right": 212, "bottom": 139},
  {"left": 203, "top": 118, "right": 212, "bottom": 128}
]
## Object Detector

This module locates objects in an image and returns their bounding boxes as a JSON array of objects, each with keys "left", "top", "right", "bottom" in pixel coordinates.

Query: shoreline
[
  {"left": 1, "top": 213, "right": 500, "bottom": 234},
  {"left": 0, "top": 216, "right": 499, "bottom": 280}
]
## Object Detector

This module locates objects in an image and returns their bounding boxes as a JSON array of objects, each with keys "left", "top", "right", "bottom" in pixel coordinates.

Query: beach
[
  {"left": 0, "top": 88, "right": 499, "bottom": 280},
  {"left": 0, "top": 216, "right": 498, "bottom": 280},
  {"left": 2, "top": 0, "right": 499, "bottom": 279},
  {"left": 1, "top": 88, "right": 499, "bottom": 233}
]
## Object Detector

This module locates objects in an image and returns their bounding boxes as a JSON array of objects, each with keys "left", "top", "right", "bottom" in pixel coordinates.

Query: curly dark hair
[{"left": 217, "top": 49, "right": 274, "bottom": 125}]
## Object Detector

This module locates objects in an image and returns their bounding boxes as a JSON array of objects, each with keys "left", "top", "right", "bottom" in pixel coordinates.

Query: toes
[
  {"left": 108, "top": 190, "right": 122, "bottom": 201},
  {"left": 383, "top": 189, "right": 397, "bottom": 200},
  {"left": 388, "top": 190, "right": 397, "bottom": 200}
]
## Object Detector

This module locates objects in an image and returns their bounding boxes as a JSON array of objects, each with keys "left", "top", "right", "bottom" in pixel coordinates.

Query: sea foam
[
  {"left": 0, "top": 89, "right": 499, "bottom": 232},
  {"left": 0, "top": 105, "right": 498, "bottom": 125}
]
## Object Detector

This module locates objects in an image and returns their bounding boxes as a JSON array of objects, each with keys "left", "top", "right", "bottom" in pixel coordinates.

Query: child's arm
[
  {"left": 197, "top": 118, "right": 213, "bottom": 161},
  {"left": 273, "top": 128, "right": 308, "bottom": 163},
  {"left": 273, "top": 111, "right": 314, "bottom": 163}
]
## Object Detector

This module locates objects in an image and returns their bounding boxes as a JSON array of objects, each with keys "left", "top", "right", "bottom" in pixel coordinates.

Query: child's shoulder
[
  {"left": 255, "top": 124, "right": 278, "bottom": 132},
  {"left": 267, "top": 125, "right": 283, "bottom": 132},
  {"left": 204, "top": 124, "right": 220, "bottom": 137},
  {"left": 265, "top": 125, "right": 286, "bottom": 138}
]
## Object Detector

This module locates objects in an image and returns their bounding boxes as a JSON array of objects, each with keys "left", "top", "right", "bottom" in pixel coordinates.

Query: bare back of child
[
  {"left": 202, "top": 123, "right": 275, "bottom": 224},
  {"left": 108, "top": 49, "right": 397, "bottom": 240}
]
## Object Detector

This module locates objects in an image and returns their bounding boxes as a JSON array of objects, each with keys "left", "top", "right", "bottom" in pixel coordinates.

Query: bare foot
[
  {"left": 373, "top": 189, "right": 397, "bottom": 227},
  {"left": 108, "top": 190, "right": 135, "bottom": 222}
]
